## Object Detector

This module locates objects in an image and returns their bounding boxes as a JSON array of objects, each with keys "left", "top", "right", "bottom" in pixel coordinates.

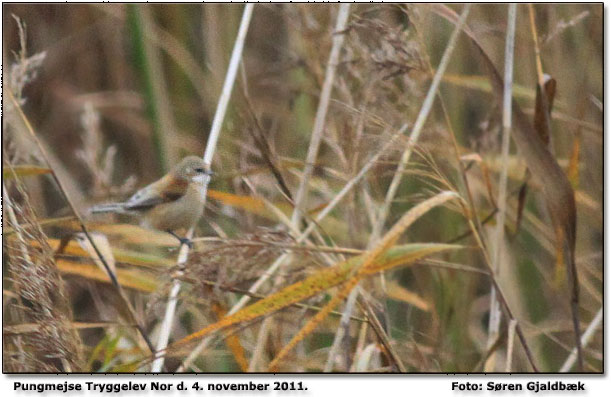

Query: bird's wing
[{"left": 123, "top": 174, "right": 188, "bottom": 211}]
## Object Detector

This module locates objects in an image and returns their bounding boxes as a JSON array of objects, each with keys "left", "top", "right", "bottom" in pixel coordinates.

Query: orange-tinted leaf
[
  {"left": 208, "top": 189, "right": 270, "bottom": 217},
  {"left": 57, "top": 260, "right": 159, "bottom": 292},
  {"left": 386, "top": 281, "right": 430, "bottom": 311},
  {"left": 211, "top": 303, "right": 249, "bottom": 372}
]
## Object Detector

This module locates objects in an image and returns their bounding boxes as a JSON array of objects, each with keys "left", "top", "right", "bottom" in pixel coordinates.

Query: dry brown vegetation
[{"left": 2, "top": 4, "right": 602, "bottom": 373}]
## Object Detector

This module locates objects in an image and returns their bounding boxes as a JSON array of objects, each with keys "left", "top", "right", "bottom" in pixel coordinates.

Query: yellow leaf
[
  {"left": 57, "top": 260, "right": 159, "bottom": 292},
  {"left": 46, "top": 237, "right": 173, "bottom": 267},
  {"left": 3, "top": 165, "right": 52, "bottom": 179},
  {"left": 87, "top": 224, "right": 178, "bottom": 247}
]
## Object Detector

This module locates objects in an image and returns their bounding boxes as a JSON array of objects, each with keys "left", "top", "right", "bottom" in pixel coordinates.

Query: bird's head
[{"left": 173, "top": 156, "right": 211, "bottom": 183}]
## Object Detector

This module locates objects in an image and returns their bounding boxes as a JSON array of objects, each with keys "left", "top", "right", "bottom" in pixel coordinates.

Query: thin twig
[
  {"left": 192, "top": 237, "right": 364, "bottom": 256},
  {"left": 359, "top": 298, "right": 407, "bottom": 372},
  {"left": 560, "top": 307, "right": 602, "bottom": 372},
  {"left": 505, "top": 319, "right": 517, "bottom": 372}
]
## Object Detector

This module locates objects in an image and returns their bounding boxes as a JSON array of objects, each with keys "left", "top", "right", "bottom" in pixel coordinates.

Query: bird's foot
[
  {"left": 179, "top": 237, "right": 193, "bottom": 249},
  {"left": 167, "top": 230, "right": 193, "bottom": 249}
]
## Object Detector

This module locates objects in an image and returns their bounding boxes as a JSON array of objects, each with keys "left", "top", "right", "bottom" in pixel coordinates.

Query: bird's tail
[{"left": 89, "top": 203, "right": 127, "bottom": 215}]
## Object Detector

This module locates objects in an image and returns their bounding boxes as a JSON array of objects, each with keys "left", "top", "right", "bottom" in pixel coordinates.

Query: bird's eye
[{"left": 195, "top": 167, "right": 206, "bottom": 173}]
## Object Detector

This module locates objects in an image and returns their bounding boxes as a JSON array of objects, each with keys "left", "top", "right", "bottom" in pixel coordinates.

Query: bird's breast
[
  {"left": 191, "top": 177, "right": 210, "bottom": 201},
  {"left": 142, "top": 184, "right": 206, "bottom": 231}
]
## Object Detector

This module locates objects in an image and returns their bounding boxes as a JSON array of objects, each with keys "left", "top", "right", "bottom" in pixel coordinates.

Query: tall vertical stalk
[
  {"left": 484, "top": 3, "right": 516, "bottom": 372},
  {"left": 290, "top": 4, "right": 351, "bottom": 228}
]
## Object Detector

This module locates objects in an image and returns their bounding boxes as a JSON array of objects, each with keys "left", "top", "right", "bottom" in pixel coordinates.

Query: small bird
[{"left": 90, "top": 156, "right": 211, "bottom": 247}]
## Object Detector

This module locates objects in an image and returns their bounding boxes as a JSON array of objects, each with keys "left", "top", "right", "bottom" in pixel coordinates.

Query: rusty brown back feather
[{"left": 124, "top": 174, "right": 188, "bottom": 211}]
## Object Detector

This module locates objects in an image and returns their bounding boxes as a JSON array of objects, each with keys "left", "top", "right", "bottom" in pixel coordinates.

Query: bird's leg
[{"left": 166, "top": 230, "right": 193, "bottom": 249}]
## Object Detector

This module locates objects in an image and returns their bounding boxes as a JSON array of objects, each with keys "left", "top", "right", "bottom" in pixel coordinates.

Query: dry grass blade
[
  {"left": 45, "top": 236, "right": 173, "bottom": 268},
  {"left": 76, "top": 223, "right": 177, "bottom": 247},
  {"left": 4, "top": 322, "right": 122, "bottom": 335},
  {"left": 207, "top": 189, "right": 271, "bottom": 217},
  {"left": 3, "top": 216, "right": 77, "bottom": 236},
  {"left": 385, "top": 281, "right": 429, "bottom": 312},
  {"left": 438, "top": 73, "right": 536, "bottom": 102},
  {"left": 533, "top": 77, "right": 557, "bottom": 147},
  {"left": 72, "top": 232, "right": 117, "bottom": 278}
]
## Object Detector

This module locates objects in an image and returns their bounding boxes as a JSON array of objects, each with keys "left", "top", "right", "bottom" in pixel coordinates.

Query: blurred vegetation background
[{"left": 2, "top": 4, "right": 602, "bottom": 373}]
